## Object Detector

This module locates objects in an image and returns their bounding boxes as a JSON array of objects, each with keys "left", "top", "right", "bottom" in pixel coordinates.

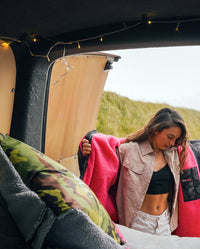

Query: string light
[
  {"left": 0, "top": 36, "right": 21, "bottom": 48},
  {"left": 30, "top": 33, "right": 38, "bottom": 43},
  {"left": 176, "top": 22, "right": 180, "bottom": 32},
  {"left": 51, "top": 47, "right": 74, "bottom": 87},
  {"left": 1, "top": 42, "right": 9, "bottom": 48},
  {"left": 1, "top": 16, "right": 200, "bottom": 61},
  {"left": 0, "top": 37, "right": 20, "bottom": 49}
]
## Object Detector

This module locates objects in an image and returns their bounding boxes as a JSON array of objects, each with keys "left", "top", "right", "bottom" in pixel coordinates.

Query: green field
[{"left": 97, "top": 91, "right": 200, "bottom": 140}]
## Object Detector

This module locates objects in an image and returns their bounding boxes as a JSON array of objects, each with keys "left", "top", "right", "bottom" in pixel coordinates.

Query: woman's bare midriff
[{"left": 140, "top": 193, "right": 169, "bottom": 215}]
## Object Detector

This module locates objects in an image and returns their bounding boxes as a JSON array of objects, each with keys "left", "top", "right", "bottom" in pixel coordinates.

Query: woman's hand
[{"left": 82, "top": 139, "right": 91, "bottom": 156}]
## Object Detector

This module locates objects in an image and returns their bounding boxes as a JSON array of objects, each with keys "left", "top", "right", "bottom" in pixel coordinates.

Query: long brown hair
[{"left": 126, "top": 108, "right": 189, "bottom": 171}]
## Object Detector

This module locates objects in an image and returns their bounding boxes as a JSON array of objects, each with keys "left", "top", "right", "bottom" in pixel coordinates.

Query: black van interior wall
[{"left": 10, "top": 43, "right": 51, "bottom": 151}]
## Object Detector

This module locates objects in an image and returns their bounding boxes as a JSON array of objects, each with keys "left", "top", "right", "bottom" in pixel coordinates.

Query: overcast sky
[{"left": 103, "top": 46, "right": 200, "bottom": 111}]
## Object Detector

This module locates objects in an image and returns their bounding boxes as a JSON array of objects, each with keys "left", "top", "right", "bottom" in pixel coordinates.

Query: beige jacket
[{"left": 116, "top": 140, "right": 180, "bottom": 232}]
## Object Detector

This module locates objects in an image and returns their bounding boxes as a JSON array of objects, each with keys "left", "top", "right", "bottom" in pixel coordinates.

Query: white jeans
[{"left": 131, "top": 209, "right": 171, "bottom": 236}]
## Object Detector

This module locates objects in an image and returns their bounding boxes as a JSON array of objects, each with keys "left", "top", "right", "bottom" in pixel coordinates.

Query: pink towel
[{"left": 81, "top": 133, "right": 125, "bottom": 222}]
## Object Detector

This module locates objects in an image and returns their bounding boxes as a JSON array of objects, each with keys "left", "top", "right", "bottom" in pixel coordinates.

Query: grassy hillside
[{"left": 97, "top": 91, "right": 200, "bottom": 140}]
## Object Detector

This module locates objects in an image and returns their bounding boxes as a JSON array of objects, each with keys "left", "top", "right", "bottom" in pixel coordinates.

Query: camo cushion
[{"left": 0, "top": 135, "right": 124, "bottom": 245}]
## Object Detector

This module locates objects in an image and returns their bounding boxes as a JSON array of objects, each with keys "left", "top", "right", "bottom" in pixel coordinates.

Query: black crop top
[{"left": 146, "top": 164, "right": 173, "bottom": 195}]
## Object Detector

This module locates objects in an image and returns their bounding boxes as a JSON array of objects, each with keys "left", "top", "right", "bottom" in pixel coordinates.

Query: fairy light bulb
[
  {"left": 175, "top": 22, "right": 180, "bottom": 32},
  {"left": 100, "top": 36, "right": 103, "bottom": 42},
  {"left": 78, "top": 42, "right": 81, "bottom": 49},
  {"left": 31, "top": 33, "right": 37, "bottom": 42},
  {"left": 148, "top": 20, "right": 152, "bottom": 25},
  {"left": 1, "top": 42, "right": 9, "bottom": 48}
]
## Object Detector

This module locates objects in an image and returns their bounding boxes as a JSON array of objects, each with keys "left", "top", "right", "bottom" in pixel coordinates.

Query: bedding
[
  {"left": 0, "top": 134, "right": 125, "bottom": 246},
  {"left": 117, "top": 224, "right": 200, "bottom": 249},
  {"left": 0, "top": 143, "right": 55, "bottom": 249},
  {"left": 0, "top": 194, "right": 31, "bottom": 249}
]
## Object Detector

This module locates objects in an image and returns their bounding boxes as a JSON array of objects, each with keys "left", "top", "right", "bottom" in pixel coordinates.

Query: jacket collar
[
  {"left": 139, "top": 140, "right": 154, "bottom": 156},
  {"left": 139, "top": 139, "right": 177, "bottom": 157}
]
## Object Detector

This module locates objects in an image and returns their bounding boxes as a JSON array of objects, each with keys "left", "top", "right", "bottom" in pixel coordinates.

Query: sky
[{"left": 103, "top": 46, "right": 200, "bottom": 111}]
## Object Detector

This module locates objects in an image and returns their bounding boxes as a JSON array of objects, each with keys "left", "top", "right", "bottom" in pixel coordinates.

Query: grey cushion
[{"left": 0, "top": 194, "right": 31, "bottom": 249}]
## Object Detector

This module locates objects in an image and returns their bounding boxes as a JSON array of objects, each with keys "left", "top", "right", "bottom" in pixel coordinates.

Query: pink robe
[{"left": 80, "top": 132, "right": 125, "bottom": 222}]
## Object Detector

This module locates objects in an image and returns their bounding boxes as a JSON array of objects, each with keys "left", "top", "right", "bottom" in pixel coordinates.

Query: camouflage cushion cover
[{"left": 0, "top": 135, "right": 124, "bottom": 245}]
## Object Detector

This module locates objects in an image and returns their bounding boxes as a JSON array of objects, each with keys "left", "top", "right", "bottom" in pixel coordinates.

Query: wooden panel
[
  {"left": 45, "top": 53, "right": 110, "bottom": 176},
  {"left": 59, "top": 156, "right": 79, "bottom": 177},
  {"left": 0, "top": 42, "right": 16, "bottom": 135}
]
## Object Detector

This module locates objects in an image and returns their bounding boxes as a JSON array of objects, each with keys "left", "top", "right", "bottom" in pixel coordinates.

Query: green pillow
[{"left": 0, "top": 135, "right": 124, "bottom": 245}]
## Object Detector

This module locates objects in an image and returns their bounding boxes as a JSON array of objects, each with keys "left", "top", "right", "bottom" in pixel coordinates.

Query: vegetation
[{"left": 97, "top": 91, "right": 200, "bottom": 140}]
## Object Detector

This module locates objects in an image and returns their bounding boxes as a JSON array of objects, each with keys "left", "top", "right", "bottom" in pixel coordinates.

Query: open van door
[{"left": 44, "top": 52, "right": 120, "bottom": 176}]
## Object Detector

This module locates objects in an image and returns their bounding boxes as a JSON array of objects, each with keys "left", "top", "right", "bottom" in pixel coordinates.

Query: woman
[{"left": 82, "top": 107, "right": 188, "bottom": 236}]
